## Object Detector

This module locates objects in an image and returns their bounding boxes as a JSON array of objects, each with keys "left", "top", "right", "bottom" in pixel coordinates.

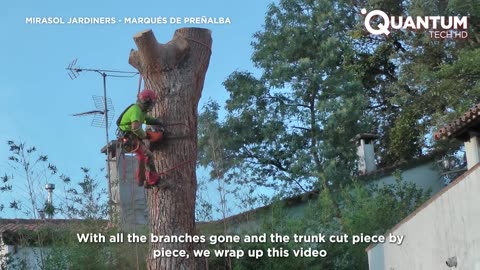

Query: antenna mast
[{"left": 66, "top": 59, "right": 138, "bottom": 194}]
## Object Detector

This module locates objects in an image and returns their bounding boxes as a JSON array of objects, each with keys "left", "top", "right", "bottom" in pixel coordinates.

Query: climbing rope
[
  {"left": 157, "top": 158, "right": 196, "bottom": 178},
  {"left": 152, "top": 157, "right": 197, "bottom": 211}
]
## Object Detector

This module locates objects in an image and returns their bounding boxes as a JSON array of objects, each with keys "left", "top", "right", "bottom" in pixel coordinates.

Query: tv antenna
[
  {"left": 72, "top": 95, "right": 115, "bottom": 128},
  {"left": 66, "top": 59, "right": 138, "bottom": 187}
]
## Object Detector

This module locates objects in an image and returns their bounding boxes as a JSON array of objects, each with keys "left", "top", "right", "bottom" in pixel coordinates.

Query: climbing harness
[{"left": 117, "top": 130, "right": 140, "bottom": 153}]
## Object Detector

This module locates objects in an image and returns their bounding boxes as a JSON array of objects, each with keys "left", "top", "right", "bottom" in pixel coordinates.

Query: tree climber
[{"left": 117, "top": 89, "right": 164, "bottom": 187}]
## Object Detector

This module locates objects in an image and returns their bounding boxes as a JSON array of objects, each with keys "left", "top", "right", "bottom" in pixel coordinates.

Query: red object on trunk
[{"left": 146, "top": 131, "right": 164, "bottom": 142}]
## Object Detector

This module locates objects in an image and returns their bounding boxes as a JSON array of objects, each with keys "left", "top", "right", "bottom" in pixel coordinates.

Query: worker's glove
[{"left": 146, "top": 130, "right": 164, "bottom": 143}]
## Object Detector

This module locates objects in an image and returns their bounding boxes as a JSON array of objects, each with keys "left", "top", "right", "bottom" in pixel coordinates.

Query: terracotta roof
[
  {"left": 0, "top": 219, "right": 88, "bottom": 234},
  {"left": 1, "top": 219, "right": 109, "bottom": 246},
  {"left": 434, "top": 103, "right": 480, "bottom": 141}
]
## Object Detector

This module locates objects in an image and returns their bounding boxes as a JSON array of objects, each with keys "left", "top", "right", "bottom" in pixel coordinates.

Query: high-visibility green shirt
[{"left": 118, "top": 104, "right": 155, "bottom": 132}]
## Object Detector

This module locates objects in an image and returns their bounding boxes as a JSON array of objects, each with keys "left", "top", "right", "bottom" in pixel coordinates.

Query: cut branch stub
[{"left": 129, "top": 29, "right": 191, "bottom": 74}]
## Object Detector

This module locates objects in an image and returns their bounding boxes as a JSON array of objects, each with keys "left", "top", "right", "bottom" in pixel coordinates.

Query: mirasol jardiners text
[
  {"left": 25, "top": 17, "right": 116, "bottom": 24},
  {"left": 25, "top": 16, "right": 232, "bottom": 25},
  {"left": 361, "top": 9, "right": 468, "bottom": 39}
]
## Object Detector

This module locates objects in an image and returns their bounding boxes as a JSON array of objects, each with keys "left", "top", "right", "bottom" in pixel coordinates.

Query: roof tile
[
  {"left": 434, "top": 102, "right": 480, "bottom": 141},
  {"left": 0, "top": 219, "right": 94, "bottom": 234}
]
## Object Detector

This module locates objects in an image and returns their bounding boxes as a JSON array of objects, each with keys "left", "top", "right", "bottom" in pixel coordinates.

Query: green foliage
[
  {"left": 42, "top": 226, "right": 147, "bottom": 270},
  {"left": 199, "top": 0, "right": 372, "bottom": 197},
  {"left": 0, "top": 140, "right": 128, "bottom": 270},
  {"left": 1, "top": 224, "right": 148, "bottom": 270},
  {"left": 0, "top": 254, "right": 27, "bottom": 270},
  {"left": 43, "top": 202, "right": 56, "bottom": 217},
  {"left": 61, "top": 167, "right": 109, "bottom": 220},
  {"left": 1, "top": 140, "right": 109, "bottom": 221},
  {"left": 196, "top": 177, "right": 214, "bottom": 222},
  {"left": 1, "top": 140, "right": 59, "bottom": 218},
  {"left": 198, "top": 0, "right": 480, "bottom": 192},
  {"left": 338, "top": 173, "right": 430, "bottom": 267},
  {"left": 388, "top": 108, "right": 422, "bottom": 162},
  {"left": 211, "top": 174, "right": 430, "bottom": 270}
]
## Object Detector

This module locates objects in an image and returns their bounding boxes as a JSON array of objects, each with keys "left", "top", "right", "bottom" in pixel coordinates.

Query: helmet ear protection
[{"left": 144, "top": 100, "right": 154, "bottom": 110}]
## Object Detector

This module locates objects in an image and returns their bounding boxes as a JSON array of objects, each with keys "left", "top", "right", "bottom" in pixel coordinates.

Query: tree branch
[{"left": 292, "top": 126, "right": 311, "bottom": 131}]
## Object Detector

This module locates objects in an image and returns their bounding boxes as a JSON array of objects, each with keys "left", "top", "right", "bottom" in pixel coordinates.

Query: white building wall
[
  {"left": 0, "top": 240, "right": 50, "bottom": 270},
  {"left": 369, "top": 162, "right": 445, "bottom": 195},
  {"left": 367, "top": 164, "right": 480, "bottom": 270},
  {"left": 0, "top": 238, "right": 10, "bottom": 268},
  {"left": 465, "top": 136, "right": 480, "bottom": 169},
  {"left": 357, "top": 139, "right": 377, "bottom": 173}
]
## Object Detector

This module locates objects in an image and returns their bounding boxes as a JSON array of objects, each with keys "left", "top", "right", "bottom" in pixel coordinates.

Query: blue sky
[{"left": 1, "top": 0, "right": 271, "bottom": 218}]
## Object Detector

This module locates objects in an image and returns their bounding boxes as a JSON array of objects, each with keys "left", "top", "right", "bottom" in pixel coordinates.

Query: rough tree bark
[{"left": 129, "top": 28, "right": 212, "bottom": 270}]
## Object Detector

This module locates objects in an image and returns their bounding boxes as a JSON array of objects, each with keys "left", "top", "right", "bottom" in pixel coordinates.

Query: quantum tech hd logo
[{"left": 361, "top": 8, "right": 469, "bottom": 39}]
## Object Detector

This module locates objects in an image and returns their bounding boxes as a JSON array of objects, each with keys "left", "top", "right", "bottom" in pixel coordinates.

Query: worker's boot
[
  {"left": 144, "top": 150, "right": 160, "bottom": 187},
  {"left": 145, "top": 171, "right": 169, "bottom": 189},
  {"left": 146, "top": 171, "right": 160, "bottom": 186},
  {"left": 134, "top": 148, "right": 148, "bottom": 186},
  {"left": 144, "top": 167, "right": 160, "bottom": 188}
]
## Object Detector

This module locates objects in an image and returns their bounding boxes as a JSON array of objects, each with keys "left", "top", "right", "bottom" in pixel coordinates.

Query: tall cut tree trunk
[{"left": 129, "top": 27, "right": 212, "bottom": 270}]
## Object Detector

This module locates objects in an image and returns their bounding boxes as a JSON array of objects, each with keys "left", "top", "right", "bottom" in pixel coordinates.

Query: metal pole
[
  {"left": 102, "top": 73, "right": 112, "bottom": 194},
  {"left": 45, "top": 184, "right": 55, "bottom": 219},
  {"left": 102, "top": 73, "right": 114, "bottom": 220}
]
